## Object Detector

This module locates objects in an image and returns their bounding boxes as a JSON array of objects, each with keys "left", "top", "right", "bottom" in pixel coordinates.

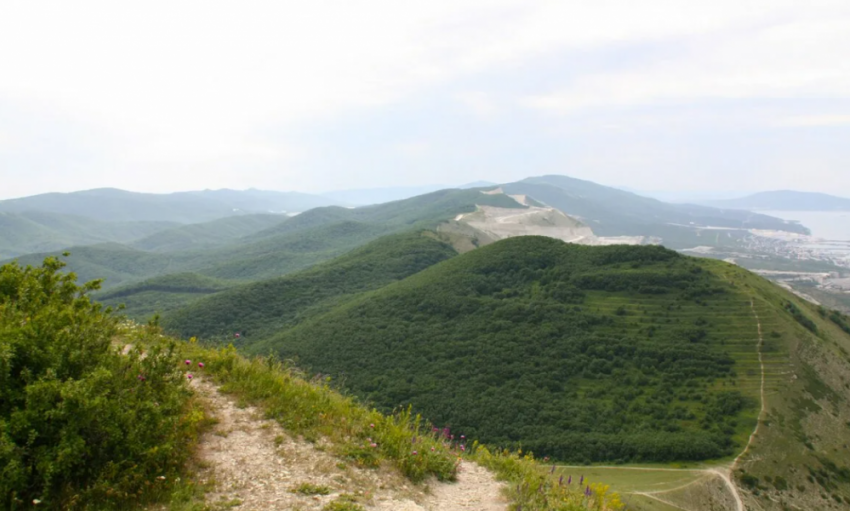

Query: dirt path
[
  {"left": 735, "top": 299, "right": 767, "bottom": 468},
  {"left": 191, "top": 378, "right": 508, "bottom": 511}
]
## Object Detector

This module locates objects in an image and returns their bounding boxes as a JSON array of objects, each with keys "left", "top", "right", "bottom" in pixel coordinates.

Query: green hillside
[
  {"left": 257, "top": 238, "right": 757, "bottom": 462},
  {"left": 96, "top": 272, "right": 236, "bottom": 321},
  {"left": 0, "top": 210, "right": 175, "bottom": 259},
  {"left": 162, "top": 231, "right": 459, "bottom": 341},
  {"left": 239, "top": 236, "right": 850, "bottom": 509},
  {"left": 130, "top": 213, "right": 285, "bottom": 252},
  {"left": 5, "top": 188, "right": 526, "bottom": 299},
  {"left": 248, "top": 188, "right": 525, "bottom": 240},
  {"left": 7, "top": 220, "right": 388, "bottom": 290}
]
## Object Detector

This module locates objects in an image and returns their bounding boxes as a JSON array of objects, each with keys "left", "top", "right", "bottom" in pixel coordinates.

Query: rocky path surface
[{"left": 191, "top": 378, "right": 508, "bottom": 511}]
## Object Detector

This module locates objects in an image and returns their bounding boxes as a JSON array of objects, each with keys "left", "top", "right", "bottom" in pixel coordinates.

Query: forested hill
[
  {"left": 160, "top": 231, "right": 459, "bottom": 341},
  {"left": 247, "top": 237, "right": 850, "bottom": 475}
]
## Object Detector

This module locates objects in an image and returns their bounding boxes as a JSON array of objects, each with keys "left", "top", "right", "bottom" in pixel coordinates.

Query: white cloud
[
  {"left": 522, "top": 16, "right": 850, "bottom": 114},
  {"left": 772, "top": 114, "right": 850, "bottom": 128},
  {"left": 1, "top": 0, "right": 849, "bottom": 196},
  {"left": 396, "top": 141, "right": 431, "bottom": 158}
]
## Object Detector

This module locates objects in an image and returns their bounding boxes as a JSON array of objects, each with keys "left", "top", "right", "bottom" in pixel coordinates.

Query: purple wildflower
[
  {"left": 568, "top": 475, "right": 572, "bottom": 485},
  {"left": 585, "top": 485, "right": 591, "bottom": 497},
  {"left": 559, "top": 475, "right": 564, "bottom": 486}
]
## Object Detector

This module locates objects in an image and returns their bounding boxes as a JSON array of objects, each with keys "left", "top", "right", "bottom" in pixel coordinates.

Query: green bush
[{"left": 0, "top": 257, "right": 204, "bottom": 509}]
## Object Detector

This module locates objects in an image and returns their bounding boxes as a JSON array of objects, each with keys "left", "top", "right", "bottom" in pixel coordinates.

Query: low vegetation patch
[{"left": 0, "top": 257, "right": 208, "bottom": 510}]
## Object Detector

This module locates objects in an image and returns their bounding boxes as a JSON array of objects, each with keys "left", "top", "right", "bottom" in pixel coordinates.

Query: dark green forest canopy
[
  {"left": 258, "top": 237, "right": 758, "bottom": 463},
  {"left": 162, "top": 231, "right": 459, "bottom": 341}
]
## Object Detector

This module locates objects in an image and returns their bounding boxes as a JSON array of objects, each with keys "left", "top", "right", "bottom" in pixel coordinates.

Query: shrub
[{"left": 0, "top": 257, "right": 203, "bottom": 509}]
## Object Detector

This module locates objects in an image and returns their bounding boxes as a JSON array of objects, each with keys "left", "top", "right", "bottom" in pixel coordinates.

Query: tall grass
[
  {"left": 177, "top": 341, "right": 623, "bottom": 510},
  {"left": 180, "top": 342, "right": 459, "bottom": 483}
]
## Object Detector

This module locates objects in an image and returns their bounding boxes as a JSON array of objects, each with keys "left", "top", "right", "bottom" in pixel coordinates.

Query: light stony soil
[{"left": 191, "top": 378, "right": 508, "bottom": 511}]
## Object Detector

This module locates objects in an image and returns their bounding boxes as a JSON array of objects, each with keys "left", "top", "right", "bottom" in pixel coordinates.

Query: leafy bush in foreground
[{"left": 0, "top": 257, "right": 204, "bottom": 509}]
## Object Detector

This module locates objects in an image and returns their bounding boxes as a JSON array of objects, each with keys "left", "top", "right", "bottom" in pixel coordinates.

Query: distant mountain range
[
  {"left": 0, "top": 188, "right": 341, "bottom": 223},
  {"left": 501, "top": 175, "right": 809, "bottom": 246},
  {"left": 701, "top": 190, "right": 850, "bottom": 211}
]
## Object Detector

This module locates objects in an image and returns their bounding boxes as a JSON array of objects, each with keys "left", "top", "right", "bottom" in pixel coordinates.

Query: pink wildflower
[
  {"left": 370, "top": 443, "right": 378, "bottom": 448},
  {"left": 187, "top": 373, "right": 193, "bottom": 380},
  {"left": 369, "top": 423, "right": 375, "bottom": 428},
  {"left": 198, "top": 362, "right": 205, "bottom": 368},
  {"left": 184, "top": 360, "right": 191, "bottom": 365},
  {"left": 412, "top": 451, "right": 418, "bottom": 455}
]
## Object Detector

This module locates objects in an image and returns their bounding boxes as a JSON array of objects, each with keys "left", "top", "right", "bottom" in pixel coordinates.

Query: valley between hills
[{"left": 3, "top": 176, "right": 850, "bottom": 511}]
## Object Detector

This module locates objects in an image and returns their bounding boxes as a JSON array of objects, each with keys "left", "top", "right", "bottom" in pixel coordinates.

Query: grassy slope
[
  {"left": 237, "top": 237, "right": 850, "bottom": 510},
  {"left": 161, "top": 231, "right": 459, "bottom": 342},
  {"left": 130, "top": 214, "right": 285, "bottom": 252}
]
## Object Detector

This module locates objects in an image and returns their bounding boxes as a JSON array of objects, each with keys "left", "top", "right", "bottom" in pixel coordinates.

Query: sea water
[{"left": 759, "top": 211, "right": 850, "bottom": 241}]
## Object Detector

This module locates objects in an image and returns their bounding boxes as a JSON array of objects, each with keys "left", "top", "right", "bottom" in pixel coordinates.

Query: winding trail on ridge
[{"left": 190, "top": 377, "right": 508, "bottom": 511}]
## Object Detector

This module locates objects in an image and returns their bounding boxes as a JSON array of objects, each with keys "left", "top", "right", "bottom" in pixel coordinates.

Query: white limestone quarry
[{"left": 451, "top": 190, "right": 646, "bottom": 246}]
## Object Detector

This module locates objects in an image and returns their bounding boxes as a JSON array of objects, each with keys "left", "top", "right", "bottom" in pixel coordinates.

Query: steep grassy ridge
[
  {"left": 254, "top": 238, "right": 761, "bottom": 463},
  {"left": 162, "top": 231, "right": 459, "bottom": 342}
]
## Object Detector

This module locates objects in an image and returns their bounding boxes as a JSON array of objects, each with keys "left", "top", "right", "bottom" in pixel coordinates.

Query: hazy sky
[{"left": 1, "top": 0, "right": 849, "bottom": 199}]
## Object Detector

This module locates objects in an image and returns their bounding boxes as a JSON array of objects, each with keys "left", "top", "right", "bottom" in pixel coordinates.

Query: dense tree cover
[
  {"left": 162, "top": 231, "right": 458, "bottom": 342},
  {"left": 255, "top": 237, "right": 755, "bottom": 463},
  {"left": 0, "top": 257, "right": 202, "bottom": 508}
]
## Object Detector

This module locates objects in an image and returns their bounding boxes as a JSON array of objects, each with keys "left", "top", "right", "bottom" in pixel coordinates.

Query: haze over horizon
[{"left": 2, "top": 0, "right": 849, "bottom": 200}]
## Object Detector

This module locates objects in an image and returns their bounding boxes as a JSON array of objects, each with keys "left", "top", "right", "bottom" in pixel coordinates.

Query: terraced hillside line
[
  {"left": 735, "top": 299, "right": 767, "bottom": 467},
  {"left": 191, "top": 377, "right": 508, "bottom": 511}
]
